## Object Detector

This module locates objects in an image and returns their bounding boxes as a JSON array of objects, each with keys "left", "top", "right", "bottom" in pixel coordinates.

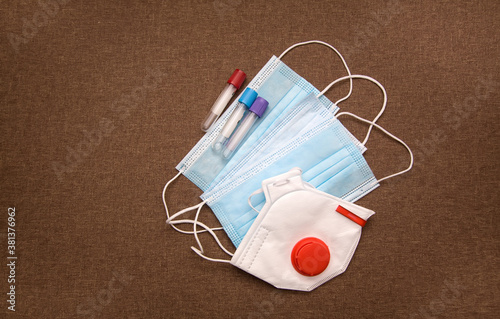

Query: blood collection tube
[
  {"left": 213, "top": 88, "right": 258, "bottom": 152},
  {"left": 222, "top": 97, "right": 269, "bottom": 159},
  {"left": 201, "top": 69, "right": 246, "bottom": 132}
]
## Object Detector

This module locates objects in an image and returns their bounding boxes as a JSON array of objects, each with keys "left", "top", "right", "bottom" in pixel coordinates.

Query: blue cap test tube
[{"left": 213, "top": 88, "right": 258, "bottom": 152}]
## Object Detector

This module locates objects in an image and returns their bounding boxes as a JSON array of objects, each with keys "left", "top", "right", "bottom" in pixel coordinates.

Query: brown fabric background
[{"left": 1, "top": 0, "right": 498, "bottom": 318}]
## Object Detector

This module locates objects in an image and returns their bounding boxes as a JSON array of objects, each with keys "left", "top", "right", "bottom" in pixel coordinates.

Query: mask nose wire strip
[
  {"left": 317, "top": 74, "right": 387, "bottom": 146},
  {"left": 162, "top": 171, "right": 223, "bottom": 234},
  {"left": 167, "top": 201, "right": 235, "bottom": 259},
  {"left": 278, "top": 40, "right": 353, "bottom": 106},
  {"left": 335, "top": 112, "right": 414, "bottom": 183},
  {"left": 248, "top": 188, "right": 264, "bottom": 213}
]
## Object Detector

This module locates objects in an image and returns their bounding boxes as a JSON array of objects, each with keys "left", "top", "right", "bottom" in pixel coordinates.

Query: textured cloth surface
[{"left": 0, "top": 1, "right": 498, "bottom": 318}]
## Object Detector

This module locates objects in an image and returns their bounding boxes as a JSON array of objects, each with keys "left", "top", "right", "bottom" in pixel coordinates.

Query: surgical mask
[
  {"left": 170, "top": 114, "right": 413, "bottom": 291},
  {"left": 171, "top": 73, "right": 389, "bottom": 248},
  {"left": 163, "top": 41, "right": 362, "bottom": 236},
  {"left": 175, "top": 41, "right": 354, "bottom": 192}
]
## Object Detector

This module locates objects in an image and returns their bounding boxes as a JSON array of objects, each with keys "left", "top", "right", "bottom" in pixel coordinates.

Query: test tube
[
  {"left": 213, "top": 88, "right": 258, "bottom": 152},
  {"left": 201, "top": 69, "right": 246, "bottom": 132},
  {"left": 222, "top": 97, "right": 269, "bottom": 159}
]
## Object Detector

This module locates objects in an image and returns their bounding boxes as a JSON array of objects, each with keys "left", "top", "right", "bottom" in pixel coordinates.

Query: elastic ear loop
[
  {"left": 162, "top": 171, "right": 224, "bottom": 234},
  {"left": 166, "top": 202, "right": 234, "bottom": 263},
  {"left": 335, "top": 112, "right": 414, "bottom": 183},
  {"left": 317, "top": 74, "right": 387, "bottom": 146},
  {"left": 247, "top": 189, "right": 264, "bottom": 213},
  {"left": 192, "top": 201, "right": 233, "bottom": 263},
  {"left": 278, "top": 40, "right": 353, "bottom": 106}
]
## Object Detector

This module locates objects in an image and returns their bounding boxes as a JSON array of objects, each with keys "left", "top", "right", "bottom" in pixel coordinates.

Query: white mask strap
[
  {"left": 163, "top": 171, "right": 223, "bottom": 234},
  {"left": 167, "top": 201, "right": 234, "bottom": 263},
  {"left": 335, "top": 112, "right": 414, "bottom": 183},
  {"left": 317, "top": 74, "right": 387, "bottom": 146},
  {"left": 191, "top": 247, "right": 231, "bottom": 264},
  {"left": 192, "top": 201, "right": 234, "bottom": 258},
  {"left": 278, "top": 40, "right": 353, "bottom": 106},
  {"left": 247, "top": 188, "right": 264, "bottom": 213}
]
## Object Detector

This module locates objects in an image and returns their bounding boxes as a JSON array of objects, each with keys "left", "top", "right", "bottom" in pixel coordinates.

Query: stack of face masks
[{"left": 163, "top": 40, "right": 413, "bottom": 291}]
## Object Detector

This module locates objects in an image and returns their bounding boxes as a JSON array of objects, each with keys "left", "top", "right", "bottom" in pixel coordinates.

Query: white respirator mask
[{"left": 230, "top": 167, "right": 375, "bottom": 291}]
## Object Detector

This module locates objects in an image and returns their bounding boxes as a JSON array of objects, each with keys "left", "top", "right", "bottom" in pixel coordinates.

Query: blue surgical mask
[
  {"left": 200, "top": 94, "right": 378, "bottom": 247},
  {"left": 177, "top": 54, "right": 350, "bottom": 191},
  {"left": 163, "top": 41, "right": 385, "bottom": 245}
]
